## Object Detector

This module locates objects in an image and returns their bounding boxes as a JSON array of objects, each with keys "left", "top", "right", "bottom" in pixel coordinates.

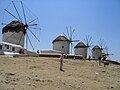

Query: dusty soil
[{"left": 0, "top": 56, "right": 120, "bottom": 90}]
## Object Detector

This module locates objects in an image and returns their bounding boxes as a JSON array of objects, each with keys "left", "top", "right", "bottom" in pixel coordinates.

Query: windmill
[
  {"left": 98, "top": 39, "right": 113, "bottom": 58},
  {"left": 64, "top": 26, "right": 79, "bottom": 54},
  {"left": 83, "top": 35, "right": 93, "bottom": 58},
  {"left": 1, "top": 1, "right": 41, "bottom": 50},
  {"left": 103, "top": 46, "right": 114, "bottom": 59}
]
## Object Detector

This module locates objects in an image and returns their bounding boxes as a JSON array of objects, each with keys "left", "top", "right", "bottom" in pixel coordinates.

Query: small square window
[
  {"left": 0, "top": 45, "right": 2, "bottom": 50},
  {"left": 62, "top": 46, "right": 64, "bottom": 48},
  {"left": 5, "top": 45, "right": 9, "bottom": 49},
  {"left": 12, "top": 47, "right": 15, "bottom": 51}
]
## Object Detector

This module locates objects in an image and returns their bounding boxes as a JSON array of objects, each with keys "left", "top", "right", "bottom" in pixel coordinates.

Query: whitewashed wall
[
  {"left": 53, "top": 41, "right": 70, "bottom": 54},
  {"left": 92, "top": 49, "right": 102, "bottom": 59},
  {"left": 0, "top": 42, "right": 24, "bottom": 54},
  {"left": 0, "top": 50, "right": 3, "bottom": 54},
  {"left": 2, "top": 44, "right": 22, "bottom": 53},
  {"left": 74, "top": 48, "right": 87, "bottom": 58},
  {"left": 2, "top": 31, "right": 25, "bottom": 47}
]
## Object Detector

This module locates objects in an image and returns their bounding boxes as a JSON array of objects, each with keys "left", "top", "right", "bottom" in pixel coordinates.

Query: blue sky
[{"left": 0, "top": 0, "right": 120, "bottom": 61}]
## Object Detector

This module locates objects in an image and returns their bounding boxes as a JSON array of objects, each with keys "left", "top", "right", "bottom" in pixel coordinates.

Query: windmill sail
[
  {"left": 84, "top": 35, "right": 93, "bottom": 57},
  {"left": 65, "top": 26, "right": 79, "bottom": 54},
  {"left": 1, "top": 1, "right": 41, "bottom": 50}
]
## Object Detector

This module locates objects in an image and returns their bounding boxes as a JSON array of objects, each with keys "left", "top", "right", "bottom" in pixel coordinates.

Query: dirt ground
[{"left": 0, "top": 56, "right": 120, "bottom": 90}]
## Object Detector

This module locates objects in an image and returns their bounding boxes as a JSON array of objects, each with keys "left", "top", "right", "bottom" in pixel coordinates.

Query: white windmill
[
  {"left": 98, "top": 39, "right": 114, "bottom": 59},
  {"left": 1, "top": 1, "right": 41, "bottom": 50},
  {"left": 0, "top": 1, "right": 41, "bottom": 55},
  {"left": 104, "top": 46, "right": 114, "bottom": 59}
]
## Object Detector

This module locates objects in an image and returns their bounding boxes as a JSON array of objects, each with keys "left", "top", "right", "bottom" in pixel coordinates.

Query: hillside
[{"left": 0, "top": 56, "right": 120, "bottom": 90}]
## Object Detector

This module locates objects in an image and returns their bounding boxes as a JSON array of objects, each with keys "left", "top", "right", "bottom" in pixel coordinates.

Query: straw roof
[
  {"left": 74, "top": 42, "right": 87, "bottom": 48},
  {"left": 92, "top": 45, "right": 101, "bottom": 50},
  {"left": 52, "top": 34, "right": 70, "bottom": 43},
  {"left": 2, "top": 20, "right": 24, "bottom": 34}
]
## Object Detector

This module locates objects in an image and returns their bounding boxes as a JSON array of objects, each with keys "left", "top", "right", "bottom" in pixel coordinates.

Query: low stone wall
[
  {"left": 39, "top": 53, "right": 83, "bottom": 60},
  {"left": 105, "top": 60, "right": 120, "bottom": 65}
]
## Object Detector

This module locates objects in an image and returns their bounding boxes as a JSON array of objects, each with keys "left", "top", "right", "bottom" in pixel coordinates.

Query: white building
[
  {"left": 74, "top": 42, "right": 87, "bottom": 58},
  {"left": 92, "top": 45, "right": 102, "bottom": 59},
  {"left": 0, "top": 41, "right": 38, "bottom": 56},
  {"left": 0, "top": 41, "right": 24, "bottom": 55},
  {"left": 52, "top": 34, "right": 70, "bottom": 54}
]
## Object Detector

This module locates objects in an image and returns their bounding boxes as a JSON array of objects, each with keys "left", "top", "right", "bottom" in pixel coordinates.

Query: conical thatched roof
[
  {"left": 52, "top": 34, "right": 70, "bottom": 43},
  {"left": 2, "top": 20, "right": 24, "bottom": 34},
  {"left": 92, "top": 45, "right": 101, "bottom": 50},
  {"left": 74, "top": 41, "right": 87, "bottom": 48}
]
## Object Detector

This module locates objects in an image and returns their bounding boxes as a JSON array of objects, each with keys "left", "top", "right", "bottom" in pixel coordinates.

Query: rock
[
  {"left": 102, "top": 70, "right": 106, "bottom": 72},
  {"left": 111, "top": 86, "right": 114, "bottom": 88},
  {"left": 35, "top": 75, "right": 38, "bottom": 77},
  {"left": 6, "top": 72, "right": 15, "bottom": 76},
  {"left": 82, "top": 81, "right": 84, "bottom": 83},
  {"left": 33, "top": 77, "right": 40, "bottom": 82},
  {"left": 78, "top": 86, "right": 81, "bottom": 89},
  {"left": 67, "top": 74, "right": 71, "bottom": 76},
  {"left": 5, "top": 80, "right": 10, "bottom": 84},
  {"left": 33, "top": 84, "right": 36, "bottom": 87}
]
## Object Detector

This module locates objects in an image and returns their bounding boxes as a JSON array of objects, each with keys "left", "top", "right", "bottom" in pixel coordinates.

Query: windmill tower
[
  {"left": 52, "top": 34, "right": 70, "bottom": 54},
  {"left": 83, "top": 35, "right": 93, "bottom": 58},
  {"left": 2, "top": 20, "right": 25, "bottom": 47},
  {"left": 92, "top": 39, "right": 105, "bottom": 59},
  {"left": 92, "top": 38, "right": 113, "bottom": 59},
  {"left": 74, "top": 41, "right": 87, "bottom": 58},
  {"left": 1, "top": 1, "right": 41, "bottom": 51},
  {"left": 92, "top": 45, "right": 102, "bottom": 59},
  {"left": 64, "top": 26, "right": 79, "bottom": 54}
]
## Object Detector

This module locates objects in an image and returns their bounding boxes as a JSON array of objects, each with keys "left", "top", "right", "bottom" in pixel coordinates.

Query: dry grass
[{"left": 0, "top": 56, "right": 120, "bottom": 90}]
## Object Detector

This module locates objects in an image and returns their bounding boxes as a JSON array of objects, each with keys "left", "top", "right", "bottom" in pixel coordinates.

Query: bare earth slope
[{"left": 0, "top": 56, "right": 120, "bottom": 90}]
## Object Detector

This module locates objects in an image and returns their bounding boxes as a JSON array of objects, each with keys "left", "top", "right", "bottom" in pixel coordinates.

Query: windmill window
[
  {"left": 12, "top": 47, "right": 15, "bottom": 51},
  {"left": 5, "top": 44, "right": 9, "bottom": 49},
  {"left": 62, "top": 46, "right": 64, "bottom": 48},
  {"left": 0, "top": 45, "right": 2, "bottom": 50}
]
